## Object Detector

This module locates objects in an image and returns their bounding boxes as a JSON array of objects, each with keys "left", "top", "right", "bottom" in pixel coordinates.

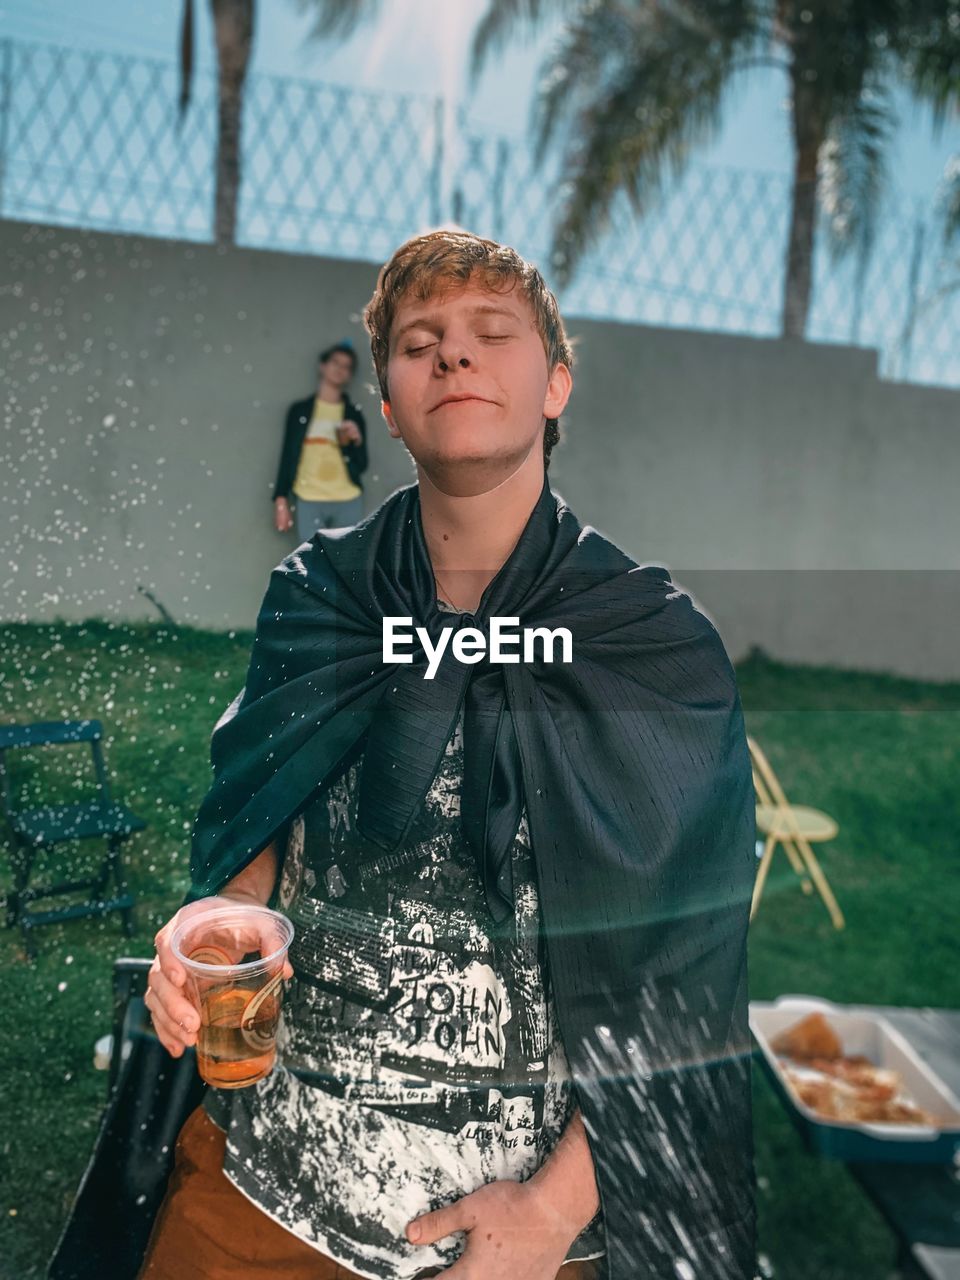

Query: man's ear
[
  {"left": 543, "top": 363, "right": 572, "bottom": 421},
  {"left": 381, "top": 400, "right": 402, "bottom": 438}
]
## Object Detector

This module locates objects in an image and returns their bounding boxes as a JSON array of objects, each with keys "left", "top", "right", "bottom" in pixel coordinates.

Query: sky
[{"left": 3, "top": 0, "right": 958, "bottom": 204}]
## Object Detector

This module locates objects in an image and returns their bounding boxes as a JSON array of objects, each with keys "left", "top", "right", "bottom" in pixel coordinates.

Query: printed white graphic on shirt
[{"left": 208, "top": 710, "right": 604, "bottom": 1280}]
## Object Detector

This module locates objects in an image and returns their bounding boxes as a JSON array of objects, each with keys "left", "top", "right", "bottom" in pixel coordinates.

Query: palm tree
[
  {"left": 920, "top": 152, "right": 960, "bottom": 310},
  {"left": 178, "top": 0, "right": 255, "bottom": 245},
  {"left": 943, "top": 153, "right": 960, "bottom": 245},
  {"left": 302, "top": 0, "right": 960, "bottom": 338}
]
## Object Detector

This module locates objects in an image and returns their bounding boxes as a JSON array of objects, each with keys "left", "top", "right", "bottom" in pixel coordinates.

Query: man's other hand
[
  {"left": 405, "top": 1179, "right": 579, "bottom": 1279},
  {"left": 274, "top": 496, "right": 294, "bottom": 532}
]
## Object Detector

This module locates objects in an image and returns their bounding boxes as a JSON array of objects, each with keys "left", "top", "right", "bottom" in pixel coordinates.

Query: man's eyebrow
[{"left": 393, "top": 304, "right": 523, "bottom": 343}]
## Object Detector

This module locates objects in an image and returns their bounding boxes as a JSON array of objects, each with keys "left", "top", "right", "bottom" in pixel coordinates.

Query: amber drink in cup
[{"left": 171, "top": 904, "right": 294, "bottom": 1089}]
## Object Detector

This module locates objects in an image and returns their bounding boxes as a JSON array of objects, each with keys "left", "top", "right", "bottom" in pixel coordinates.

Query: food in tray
[
  {"left": 770, "top": 1012, "right": 940, "bottom": 1127},
  {"left": 802, "top": 1056, "right": 898, "bottom": 1098},
  {"left": 770, "top": 1011, "right": 843, "bottom": 1060},
  {"left": 782, "top": 1068, "right": 937, "bottom": 1124}
]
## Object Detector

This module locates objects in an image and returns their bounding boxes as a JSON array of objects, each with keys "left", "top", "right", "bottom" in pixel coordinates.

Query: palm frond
[
  {"left": 469, "top": 0, "right": 581, "bottom": 84},
  {"left": 889, "top": 0, "right": 960, "bottom": 129},
  {"left": 818, "top": 82, "right": 896, "bottom": 263},
  {"left": 295, "top": 0, "right": 385, "bottom": 43},
  {"left": 531, "top": 3, "right": 633, "bottom": 166},
  {"left": 940, "top": 153, "right": 960, "bottom": 243},
  {"left": 534, "top": 0, "right": 769, "bottom": 164},
  {"left": 540, "top": 4, "right": 766, "bottom": 285}
]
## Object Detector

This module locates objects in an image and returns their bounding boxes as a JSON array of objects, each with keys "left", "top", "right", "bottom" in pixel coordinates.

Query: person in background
[{"left": 273, "top": 341, "right": 369, "bottom": 540}]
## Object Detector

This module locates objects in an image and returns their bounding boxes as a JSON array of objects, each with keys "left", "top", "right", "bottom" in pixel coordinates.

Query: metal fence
[{"left": 1, "top": 36, "right": 957, "bottom": 389}]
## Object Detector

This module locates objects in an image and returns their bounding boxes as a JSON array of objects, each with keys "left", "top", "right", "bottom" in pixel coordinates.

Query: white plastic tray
[{"left": 750, "top": 996, "right": 960, "bottom": 1162}]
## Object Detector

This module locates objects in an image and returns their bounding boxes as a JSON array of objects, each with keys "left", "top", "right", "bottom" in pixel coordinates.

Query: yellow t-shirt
[{"left": 292, "top": 398, "right": 363, "bottom": 502}]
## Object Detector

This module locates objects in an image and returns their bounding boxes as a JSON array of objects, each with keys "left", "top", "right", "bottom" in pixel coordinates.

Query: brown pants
[{"left": 140, "top": 1105, "right": 601, "bottom": 1279}]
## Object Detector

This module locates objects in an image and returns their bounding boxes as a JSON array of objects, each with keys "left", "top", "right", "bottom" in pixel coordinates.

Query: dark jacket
[
  {"left": 190, "top": 478, "right": 757, "bottom": 1279},
  {"left": 272, "top": 392, "right": 369, "bottom": 501}
]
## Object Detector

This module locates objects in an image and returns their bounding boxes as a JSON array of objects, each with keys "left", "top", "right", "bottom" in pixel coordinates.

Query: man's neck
[
  {"left": 316, "top": 379, "right": 344, "bottom": 403},
  {"left": 419, "top": 454, "right": 545, "bottom": 614}
]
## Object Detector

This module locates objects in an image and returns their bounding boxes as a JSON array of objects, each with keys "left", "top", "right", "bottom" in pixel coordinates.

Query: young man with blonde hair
[{"left": 142, "top": 230, "right": 756, "bottom": 1280}]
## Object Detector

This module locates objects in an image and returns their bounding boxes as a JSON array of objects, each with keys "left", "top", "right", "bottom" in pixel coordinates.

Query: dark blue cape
[{"left": 190, "top": 477, "right": 757, "bottom": 1278}]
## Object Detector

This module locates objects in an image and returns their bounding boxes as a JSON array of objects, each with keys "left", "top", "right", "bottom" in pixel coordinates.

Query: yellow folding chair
[{"left": 747, "top": 736, "right": 845, "bottom": 929}]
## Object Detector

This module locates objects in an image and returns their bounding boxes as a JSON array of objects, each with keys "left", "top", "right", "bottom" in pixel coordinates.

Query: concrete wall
[{"left": 2, "top": 220, "right": 958, "bottom": 678}]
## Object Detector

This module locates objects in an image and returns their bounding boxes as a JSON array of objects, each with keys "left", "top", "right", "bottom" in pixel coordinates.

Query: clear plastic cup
[{"left": 171, "top": 904, "right": 294, "bottom": 1089}]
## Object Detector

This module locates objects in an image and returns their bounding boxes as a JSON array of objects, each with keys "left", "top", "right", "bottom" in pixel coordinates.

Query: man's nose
[{"left": 435, "top": 336, "right": 472, "bottom": 372}]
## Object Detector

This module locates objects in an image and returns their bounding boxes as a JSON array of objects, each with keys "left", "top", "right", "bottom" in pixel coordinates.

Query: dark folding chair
[
  {"left": 0, "top": 720, "right": 143, "bottom": 955},
  {"left": 47, "top": 957, "right": 206, "bottom": 1280}
]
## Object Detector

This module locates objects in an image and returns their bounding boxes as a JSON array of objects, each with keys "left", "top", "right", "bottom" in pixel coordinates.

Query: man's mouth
[{"left": 431, "top": 395, "right": 492, "bottom": 412}]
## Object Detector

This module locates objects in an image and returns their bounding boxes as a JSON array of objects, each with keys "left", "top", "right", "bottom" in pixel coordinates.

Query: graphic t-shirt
[
  {"left": 292, "top": 396, "right": 362, "bottom": 502},
  {"left": 204, "top": 607, "right": 605, "bottom": 1278}
]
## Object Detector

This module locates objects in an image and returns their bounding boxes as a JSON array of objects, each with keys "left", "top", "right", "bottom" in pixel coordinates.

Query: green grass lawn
[{"left": 1, "top": 623, "right": 957, "bottom": 1280}]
